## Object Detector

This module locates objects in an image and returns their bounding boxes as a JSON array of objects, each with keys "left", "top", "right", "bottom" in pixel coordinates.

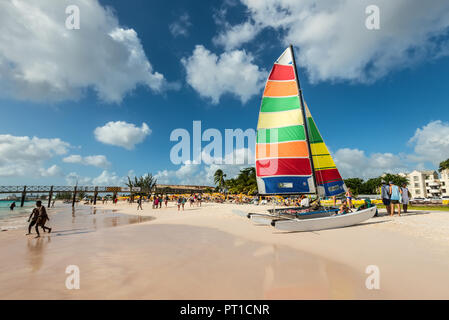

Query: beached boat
[{"left": 235, "top": 46, "right": 376, "bottom": 231}]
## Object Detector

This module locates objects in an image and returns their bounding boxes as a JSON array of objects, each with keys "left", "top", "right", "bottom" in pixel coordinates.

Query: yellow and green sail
[{"left": 255, "top": 47, "right": 346, "bottom": 196}]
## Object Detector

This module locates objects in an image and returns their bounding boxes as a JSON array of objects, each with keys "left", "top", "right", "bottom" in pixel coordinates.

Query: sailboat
[{"left": 234, "top": 46, "right": 376, "bottom": 232}]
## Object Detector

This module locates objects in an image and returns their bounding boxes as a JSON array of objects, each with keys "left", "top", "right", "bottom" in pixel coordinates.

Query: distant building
[{"left": 400, "top": 169, "right": 449, "bottom": 198}]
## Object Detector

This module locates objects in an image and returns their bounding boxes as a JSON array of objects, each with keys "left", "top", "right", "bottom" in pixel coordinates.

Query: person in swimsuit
[
  {"left": 389, "top": 181, "right": 403, "bottom": 216},
  {"left": 10, "top": 202, "right": 16, "bottom": 210},
  {"left": 345, "top": 188, "right": 353, "bottom": 209}
]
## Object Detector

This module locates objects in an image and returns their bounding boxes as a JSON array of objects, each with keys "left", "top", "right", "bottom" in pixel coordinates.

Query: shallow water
[
  {"left": 1, "top": 202, "right": 154, "bottom": 233},
  {"left": 0, "top": 201, "right": 35, "bottom": 231}
]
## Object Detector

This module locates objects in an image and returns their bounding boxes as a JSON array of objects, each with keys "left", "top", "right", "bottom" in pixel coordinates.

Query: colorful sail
[
  {"left": 256, "top": 48, "right": 316, "bottom": 195},
  {"left": 305, "top": 104, "right": 347, "bottom": 197}
]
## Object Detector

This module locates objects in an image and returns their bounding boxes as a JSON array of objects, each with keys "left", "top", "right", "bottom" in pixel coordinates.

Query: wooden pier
[{"left": 0, "top": 184, "right": 213, "bottom": 207}]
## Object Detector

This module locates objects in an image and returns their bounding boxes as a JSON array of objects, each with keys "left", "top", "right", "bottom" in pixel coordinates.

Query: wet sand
[{"left": 0, "top": 201, "right": 448, "bottom": 299}]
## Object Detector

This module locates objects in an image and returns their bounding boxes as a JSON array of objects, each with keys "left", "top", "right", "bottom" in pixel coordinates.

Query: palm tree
[
  {"left": 126, "top": 173, "right": 157, "bottom": 194},
  {"left": 439, "top": 159, "right": 449, "bottom": 172},
  {"left": 214, "top": 169, "right": 227, "bottom": 192}
]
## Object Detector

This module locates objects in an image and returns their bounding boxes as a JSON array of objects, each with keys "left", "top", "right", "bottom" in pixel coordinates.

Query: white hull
[
  {"left": 273, "top": 206, "right": 377, "bottom": 232},
  {"left": 232, "top": 209, "right": 249, "bottom": 218}
]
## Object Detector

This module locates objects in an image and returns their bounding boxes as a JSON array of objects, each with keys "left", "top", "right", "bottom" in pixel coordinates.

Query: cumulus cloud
[
  {"left": 94, "top": 121, "right": 151, "bottom": 150},
  {"left": 408, "top": 120, "right": 449, "bottom": 166},
  {"left": 0, "top": 0, "right": 168, "bottom": 103},
  {"left": 215, "top": 0, "right": 449, "bottom": 83},
  {"left": 0, "top": 134, "right": 70, "bottom": 177},
  {"left": 333, "top": 120, "right": 449, "bottom": 178},
  {"left": 169, "top": 13, "right": 192, "bottom": 37},
  {"left": 65, "top": 170, "right": 125, "bottom": 186},
  {"left": 63, "top": 154, "right": 110, "bottom": 168},
  {"left": 333, "top": 148, "right": 408, "bottom": 179},
  {"left": 181, "top": 45, "right": 267, "bottom": 104},
  {"left": 39, "top": 165, "right": 63, "bottom": 177},
  {"left": 155, "top": 148, "right": 254, "bottom": 185}
]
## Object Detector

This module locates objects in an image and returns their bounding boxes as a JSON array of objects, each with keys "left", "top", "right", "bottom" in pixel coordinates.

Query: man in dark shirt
[
  {"left": 380, "top": 180, "right": 391, "bottom": 215},
  {"left": 27, "top": 201, "right": 51, "bottom": 238},
  {"left": 26, "top": 207, "right": 39, "bottom": 235}
]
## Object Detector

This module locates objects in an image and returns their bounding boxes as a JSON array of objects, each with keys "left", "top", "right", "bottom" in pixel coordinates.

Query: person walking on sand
[
  {"left": 389, "top": 181, "right": 403, "bottom": 216},
  {"left": 164, "top": 195, "right": 169, "bottom": 207},
  {"left": 401, "top": 183, "right": 411, "bottom": 213},
  {"left": 177, "top": 197, "right": 182, "bottom": 211},
  {"left": 137, "top": 196, "right": 143, "bottom": 210},
  {"left": 158, "top": 195, "right": 163, "bottom": 209},
  {"left": 153, "top": 196, "right": 159, "bottom": 209},
  {"left": 10, "top": 202, "right": 16, "bottom": 211},
  {"left": 181, "top": 196, "right": 186, "bottom": 211},
  {"left": 345, "top": 188, "right": 353, "bottom": 209},
  {"left": 34, "top": 201, "right": 51, "bottom": 238},
  {"left": 381, "top": 180, "right": 391, "bottom": 215},
  {"left": 26, "top": 207, "right": 39, "bottom": 235}
]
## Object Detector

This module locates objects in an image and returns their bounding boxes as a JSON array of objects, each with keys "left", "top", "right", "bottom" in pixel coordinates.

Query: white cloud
[
  {"left": 181, "top": 45, "right": 267, "bottom": 104},
  {"left": 408, "top": 120, "right": 449, "bottom": 166},
  {"left": 333, "top": 120, "right": 449, "bottom": 179},
  {"left": 94, "top": 121, "right": 151, "bottom": 150},
  {"left": 169, "top": 13, "right": 192, "bottom": 37},
  {"left": 63, "top": 154, "right": 111, "bottom": 168},
  {"left": 213, "top": 21, "right": 260, "bottom": 51},
  {"left": 0, "top": 134, "right": 70, "bottom": 177},
  {"left": 333, "top": 148, "right": 408, "bottom": 179},
  {"left": 92, "top": 170, "right": 124, "bottom": 186},
  {"left": 39, "top": 165, "right": 63, "bottom": 177},
  {"left": 216, "top": 0, "right": 449, "bottom": 82},
  {"left": 0, "top": 0, "right": 168, "bottom": 103},
  {"left": 65, "top": 170, "right": 125, "bottom": 186},
  {"left": 155, "top": 148, "right": 254, "bottom": 185}
]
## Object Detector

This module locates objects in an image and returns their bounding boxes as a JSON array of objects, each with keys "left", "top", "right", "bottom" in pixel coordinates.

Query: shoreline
[{"left": 1, "top": 201, "right": 449, "bottom": 299}]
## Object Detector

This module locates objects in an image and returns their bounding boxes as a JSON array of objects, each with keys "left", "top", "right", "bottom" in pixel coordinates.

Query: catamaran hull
[{"left": 272, "top": 206, "right": 377, "bottom": 232}]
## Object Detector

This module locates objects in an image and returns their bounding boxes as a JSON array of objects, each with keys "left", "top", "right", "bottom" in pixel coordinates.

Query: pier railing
[{"left": 0, "top": 184, "right": 213, "bottom": 207}]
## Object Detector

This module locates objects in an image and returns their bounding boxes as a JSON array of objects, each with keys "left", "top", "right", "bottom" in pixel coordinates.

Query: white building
[{"left": 403, "top": 169, "right": 449, "bottom": 199}]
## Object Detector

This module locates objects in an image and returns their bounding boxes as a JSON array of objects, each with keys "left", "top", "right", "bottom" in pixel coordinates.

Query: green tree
[
  {"left": 344, "top": 178, "right": 364, "bottom": 196},
  {"left": 214, "top": 169, "right": 227, "bottom": 192},
  {"left": 382, "top": 173, "right": 408, "bottom": 187},
  {"left": 360, "top": 177, "right": 382, "bottom": 194},
  {"left": 439, "top": 159, "right": 449, "bottom": 172},
  {"left": 126, "top": 173, "right": 157, "bottom": 194}
]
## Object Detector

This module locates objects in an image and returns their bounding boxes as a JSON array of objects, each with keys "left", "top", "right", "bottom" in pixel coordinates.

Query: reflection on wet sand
[
  {"left": 52, "top": 205, "right": 155, "bottom": 232},
  {"left": 26, "top": 236, "right": 51, "bottom": 272}
]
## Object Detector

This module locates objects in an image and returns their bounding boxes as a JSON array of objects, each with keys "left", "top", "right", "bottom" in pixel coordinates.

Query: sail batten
[{"left": 255, "top": 47, "right": 346, "bottom": 196}]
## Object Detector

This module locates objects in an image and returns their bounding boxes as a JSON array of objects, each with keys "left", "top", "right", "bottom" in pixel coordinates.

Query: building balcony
[
  {"left": 428, "top": 181, "right": 440, "bottom": 187},
  {"left": 429, "top": 189, "right": 441, "bottom": 194}
]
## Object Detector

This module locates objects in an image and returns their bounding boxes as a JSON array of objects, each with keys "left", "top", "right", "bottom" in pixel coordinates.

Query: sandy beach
[{"left": 1, "top": 201, "right": 449, "bottom": 299}]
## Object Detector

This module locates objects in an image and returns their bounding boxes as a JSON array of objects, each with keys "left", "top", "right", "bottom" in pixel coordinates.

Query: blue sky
[{"left": 1, "top": 0, "right": 449, "bottom": 186}]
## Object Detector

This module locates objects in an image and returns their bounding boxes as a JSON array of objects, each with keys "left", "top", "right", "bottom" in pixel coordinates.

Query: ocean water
[{"left": 0, "top": 201, "right": 36, "bottom": 231}]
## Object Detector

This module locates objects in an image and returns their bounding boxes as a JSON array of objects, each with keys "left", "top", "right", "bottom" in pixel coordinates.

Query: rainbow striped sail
[{"left": 255, "top": 47, "right": 346, "bottom": 197}]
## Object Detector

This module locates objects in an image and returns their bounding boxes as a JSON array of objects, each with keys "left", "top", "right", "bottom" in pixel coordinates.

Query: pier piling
[
  {"left": 48, "top": 186, "right": 53, "bottom": 208},
  {"left": 72, "top": 186, "right": 77, "bottom": 207},
  {"left": 20, "top": 186, "right": 27, "bottom": 207}
]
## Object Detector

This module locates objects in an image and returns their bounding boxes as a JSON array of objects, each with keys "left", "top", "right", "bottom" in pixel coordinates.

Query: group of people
[
  {"left": 26, "top": 200, "right": 51, "bottom": 238},
  {"left": 381, "top": 181, "right": 410, "bottom": 216}
]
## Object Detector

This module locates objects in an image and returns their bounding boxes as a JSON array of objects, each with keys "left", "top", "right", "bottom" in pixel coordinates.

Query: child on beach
[
  {"left": 338, "top": 199, "right": 351, "bottom": 215},
  {"left": 345, "top": 188, "right": 353, "bottom": 209}
]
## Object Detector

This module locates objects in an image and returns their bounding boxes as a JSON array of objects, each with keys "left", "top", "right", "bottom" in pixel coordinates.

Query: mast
[{"left": 289, "top": 44, "right": 318, "bottom": 194}]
